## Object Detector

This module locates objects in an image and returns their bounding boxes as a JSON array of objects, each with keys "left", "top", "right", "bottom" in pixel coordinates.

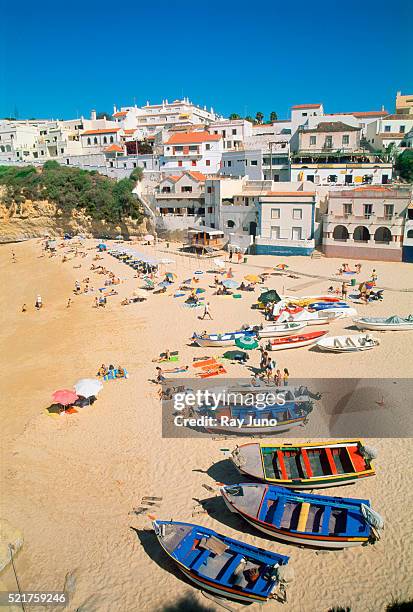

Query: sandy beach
[{"left": 1, "top": 238, "right": 412, "bottom": 612}]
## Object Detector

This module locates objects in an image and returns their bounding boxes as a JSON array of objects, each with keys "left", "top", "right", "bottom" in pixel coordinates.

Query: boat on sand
[
  {"left": 230, "top": 440, "right": 376, "bottom": 488},
  {"left": 353, "top": 315, "right": 413, "bottom": 331},
  {"left": 221, "top": 483, "right": 384, "bottom": 549},
  {"left": 152, "top": 520, "right": 291, "bottom": 603},
  {"left": 316, "top": 334, "right": 379, "bottom": 352},
  {"left": 266, "top": 330, "right": 327, "bottom": 351}
]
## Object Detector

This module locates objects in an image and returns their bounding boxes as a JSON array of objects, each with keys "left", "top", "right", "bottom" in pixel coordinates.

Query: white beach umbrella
[
  {"left": 144, "top": 234, "right": 155, "bottom": 242},
  {"left": 213, "top": 258, "right": 225, "bottom": 269},
  {"left": 74, "top": 378, "right": 103, "bottom": 398}
]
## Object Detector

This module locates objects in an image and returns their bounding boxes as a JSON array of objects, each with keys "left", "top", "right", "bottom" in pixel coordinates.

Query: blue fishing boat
[
  {"left": 190, "top": 399, "right": 313, "bottom": 434},
  {"left": 221, "top": 484, "right": 383, "bottom": 549},
  {"left": 153, "top": 520, "right": 291, "bottom": 603}
]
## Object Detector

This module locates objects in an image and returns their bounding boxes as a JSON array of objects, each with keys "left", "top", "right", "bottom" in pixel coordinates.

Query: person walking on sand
[
  {"left": 67, "top": 298, "right": 72, "bottom": 308},
  {"left": 35, "top": 295, "right": 42, "bottom": 310},
  {"left": 229, "top": 250, "right": 233, "bottom": 262},
  {"left": 355, "top": 263, "right": 361, "bottom": 274},
  {"left": 283, "top": 368, "right": 289, "bottom": 386},
  {"left": 341, "top": 282, "right": 348, "bottom": 300},
  {"left": 22, "top": 303, "right": 27, "bottom": 313},
  {"left": 201, "top": 302, "right": 213, "bottom": 320},
  {"left": 275, "top": 369, "right": 282, "bottom": 387},
  {"left": 371, "top": 269, "right": 378, "bottom": 283}
]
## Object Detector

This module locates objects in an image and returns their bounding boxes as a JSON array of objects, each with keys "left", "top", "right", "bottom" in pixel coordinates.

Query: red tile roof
[
  {"left": 291, "top": 104, "right": 322, "bottom": 110},
  {"left": 104, "top": 144, "right": 123, "bottom": 153},
  {"left": 353, "top": 186, "right": 392, "bottom": 192},
  {"left": 166, "top": 131, "right": 221, "bottom": 144},
  {"left": 352, "top": 111, "right": 388, "bottom": 118},
  {"left": 123, "top": 129, "right": 136, "bottom": 134},
  {"left": 113, "top": 111, "right": 127, "bottom": 117},
  {"left": 82, "top": 128, "right": 120, "bottom": 135},
  {"left": 186, "top": 171, "right": 206, "bottom": 182}
]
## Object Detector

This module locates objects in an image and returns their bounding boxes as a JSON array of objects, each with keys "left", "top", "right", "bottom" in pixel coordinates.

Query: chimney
[
  {"left": 91, "top": 109, "right": 97, "bottom": 121},
  {"left": 113, "top": 104, "right": 117, "bottom": 114}
]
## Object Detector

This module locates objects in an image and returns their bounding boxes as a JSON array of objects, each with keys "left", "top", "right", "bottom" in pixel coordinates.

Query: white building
[
  {"left": 154, "top": 171, "right": 206, "bottom": 232},
  {"left": 322, "top": 185, "right": 411, "bottom": 261},
  {"left": 80, "top": 127, "right": 121, "bottom": 153},
  {"left": 204, "top": 178, "right": 324, "bottom": 255},
  {"left": 207, "top": 119, "right": 253, "bottom": 150},
  {"left": 112, "top": 98, "right": 220, "bottom": 138},
  {"left": 160, "top": 131, "right": 223, "bottom": 174},
  {"left": 366, "top": 115, "right": 413, "bottom": 150}
]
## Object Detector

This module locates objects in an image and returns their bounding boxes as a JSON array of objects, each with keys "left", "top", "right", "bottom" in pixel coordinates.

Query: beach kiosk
[{"left": 186, "top": 226, "right": 225, "bottom": 254}]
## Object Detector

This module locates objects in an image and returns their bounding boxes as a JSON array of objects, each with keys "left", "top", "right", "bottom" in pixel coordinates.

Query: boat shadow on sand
[
  {"left": 193, "top": 459, "right": 242, "bottom": 486},
  {"left": 131, "top": 527, "right": 196, "bottom": 590}
]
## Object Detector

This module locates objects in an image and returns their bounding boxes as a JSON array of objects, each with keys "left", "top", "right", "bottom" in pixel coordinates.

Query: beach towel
[
  {"left": 233, "top": 294, "right": 242, "bottom": 299},
  {"left": 103, "top": 368, "right": 129, "bottom": 381},
  {"left": 198, "top": 367, "right": 227, "bottom": 378},
  {"left": 193, "top": 358, "right": 217, "bottom": 368}
]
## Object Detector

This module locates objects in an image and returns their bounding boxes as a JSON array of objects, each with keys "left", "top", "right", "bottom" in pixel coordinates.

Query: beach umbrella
[
  {"left": 244, "top": 274, "right": 261, "bottom": 283},
  {"left": 259, "top": 289, "right": 282, "bottom": 305},
  {"left": 115, "top": 235, "right": 123, "bottom": 241},
  {"left": 213, "top": 259, "right": 225, "bottom": 269},
  {"left": 143, "top": 277, "right": 155, "bottom": 288},
  {"left": 74, "top": 379, "right": 103, "bottom": 398},
  {"left": 223, "top": 279, "right": 240, "bottom": 289},
  {"left": 165, "top": 272, "right": 177, "bottom": 279},
  {"left": 195, "top": 288, "right": 205, "bottom": 294},
  {"left": 52, "top": 389, "right": 78, "bottom": 406},
  {"left": 144, "top": 234, "right": 154, "bottom": 242},
  {"left": 275, "top": 263, "right": 289, "bottom": 270},
  {"left": 235, "top": 336, "right": 259, "bottom": 350},
  {"left": 158, "top": 281, "right": 171, "bottom": 288},
  {"left": 194, "top": 270, "right": 204, "bottom": 275}
]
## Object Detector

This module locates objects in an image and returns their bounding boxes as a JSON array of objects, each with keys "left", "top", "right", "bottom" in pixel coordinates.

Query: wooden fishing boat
[
  {"left": 192, "top": 330, "right": 255, "bottom": 347},
  {"left": 188, "top": 400, "right": 313, "bottom": 435},
  {"left": 152, "top": 520, "right": 290, "bottom": 603},
  {"left": 316, "top": 334, "right": 379, "bottom": 352},
  {"left": 257, "top": 322, "right": 306, "bottom": 338},
  {"left": 266, "top": 330, "right": 327, "bottom": 351},
  {"left": 230, "top": 440, "right": 376, "bottom": 489},
  {"left": 353, "top": 315, "right": 413, "bottom": 331},
  {"left": 221, "top": 484, "right": 383, "bottom": 549}
]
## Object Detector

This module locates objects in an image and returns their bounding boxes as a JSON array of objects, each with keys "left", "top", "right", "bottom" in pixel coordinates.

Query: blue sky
[{"left": 0, "top": 0, "right": 412, "bottom": 121}]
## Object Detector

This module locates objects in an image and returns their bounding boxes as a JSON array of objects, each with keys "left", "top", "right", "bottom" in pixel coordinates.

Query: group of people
[
  {"left": 97, "top": 364, "right": 126, "bottom": 378},
  {"left": 258, "top": 348, "right": 289, "bottom": 385}
]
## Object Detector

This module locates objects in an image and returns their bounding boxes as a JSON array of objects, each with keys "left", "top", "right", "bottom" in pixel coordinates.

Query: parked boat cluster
[{"left": 153, "top": 439, "right": 383, "bottom": 603}]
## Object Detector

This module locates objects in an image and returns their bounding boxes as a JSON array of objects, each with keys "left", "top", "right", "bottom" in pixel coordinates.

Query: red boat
[{"left": 266, "top": 330, "right": 327, "bottom": 351}]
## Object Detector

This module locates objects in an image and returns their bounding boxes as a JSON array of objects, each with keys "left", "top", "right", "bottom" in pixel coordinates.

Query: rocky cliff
[{"left": 0, "top": 188, "right": 151, "bottom": 243}]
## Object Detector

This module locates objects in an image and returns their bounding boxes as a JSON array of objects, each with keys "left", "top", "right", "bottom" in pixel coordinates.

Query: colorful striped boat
[
  {"left": 221, "top": 484, "right": 383, "bottom": 549},
  {"left": 230, "top": 441, "right": 376, "bottom": 489},
  {"left": 152, "top": 520, "right": 291, "bottom": 603}
]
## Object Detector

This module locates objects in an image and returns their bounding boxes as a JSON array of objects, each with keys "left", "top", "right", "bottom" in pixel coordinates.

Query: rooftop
[
  {"left": 113, "top": 111, "right": 128, "bottom": 118},
  {"left": 104, "top": 144, "right": 123, "bottom": 153},
  {"left": 300, "top": 121, "right": 360, "bottom": 133},
  {"left": 166, "top": 131, "right": 221, "bottom": 144},
  {"left": 82, "top": 128, "right": 120, "bottom": 135},
  {"left": 383, "top": 114, "right": 413, "bottom": 121},
  {"left": 291, "top": 103, "right": 322, "bottom": 110}
]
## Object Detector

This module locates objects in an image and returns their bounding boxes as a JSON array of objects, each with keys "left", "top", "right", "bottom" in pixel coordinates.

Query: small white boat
[
  {"left": 317, "top": 334, "right": 379, "bottom": 352},
  {"left": 192, "top": 331, "right": 255, "bottom": 348},
  {"left": 277, "top": 310, "right": 345, "bottom": 326},
  {"left": 353, "top": 315, "right": 413, "bottom": 331},
  {"left": 258, "top": 322, "right": 306, "bottom": 338}
]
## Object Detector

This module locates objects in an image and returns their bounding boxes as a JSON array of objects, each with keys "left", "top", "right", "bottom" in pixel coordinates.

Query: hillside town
[{"left": 1, "top": 91, "right": 413, "bottom": 262}]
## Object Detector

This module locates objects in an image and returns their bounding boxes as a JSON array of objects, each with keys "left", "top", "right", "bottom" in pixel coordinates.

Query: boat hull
[
  {"left": 221, "top": 491, "right": 370, "bottom": 549},
  {"left": 353, "top": 319, "right": 413, "bottom": 331},
  {"left": 258, "top": 323, "right": 306, "bottom": 338},
  {"left": 268, "top": 333, "right": 326, "bottom": 351}
]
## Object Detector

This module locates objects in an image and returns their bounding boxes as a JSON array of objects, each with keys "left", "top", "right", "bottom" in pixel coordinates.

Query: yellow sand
[{"left": 0, "top": 239, "right": 412, "bottom": 612}]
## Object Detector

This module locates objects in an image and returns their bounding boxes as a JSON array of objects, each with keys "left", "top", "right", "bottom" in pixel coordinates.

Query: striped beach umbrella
[{"left": 235, "top": 336, "right": 259, "bottom": 350}]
